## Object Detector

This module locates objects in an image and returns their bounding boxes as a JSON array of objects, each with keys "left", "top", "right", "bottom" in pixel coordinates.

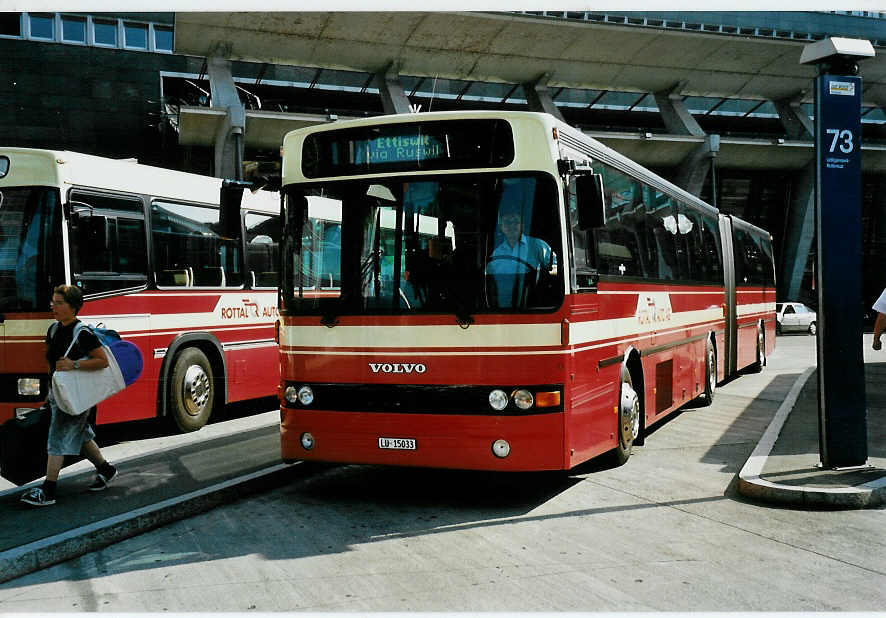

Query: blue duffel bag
[{"left": 50, "top": 322, "right": 144, "bottom": 386}]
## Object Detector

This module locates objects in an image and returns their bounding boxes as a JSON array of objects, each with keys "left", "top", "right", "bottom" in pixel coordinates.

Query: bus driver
[{"left": 486, "top": 206, "right": 555, "bottom": 308}]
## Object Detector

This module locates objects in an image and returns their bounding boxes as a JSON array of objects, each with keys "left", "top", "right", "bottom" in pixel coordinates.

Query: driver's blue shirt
[
  {"left": 487, "top": 234, "right": 555, "bottom": 308},
  {"left": 487, "top": 234, "right": 554, "bottom": 275}
]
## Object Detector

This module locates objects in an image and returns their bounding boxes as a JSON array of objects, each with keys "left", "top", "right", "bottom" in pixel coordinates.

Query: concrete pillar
[
  {"left": 779, "top": 161, "right": 816, "bottom": 301},
  {"left": 772, "top": 92, "right": 817, "bottom": 300},
  {"left": 774, "top": 93, "right": 814, "bottom": 139},
  {"left": 674, "top": 134, "right": 720, "bottom": 198},
  {"left": 207, "top": 56, "right": 245, "bottom": 180},
  {"left": 653, "top": 84, "right": 705, "bottom": 137},
  {"left": 375, "top": 65, "right": 411, "bottom": 115},
  {"left": 523, "top": 74, "right": 565, "bottom": 122}
]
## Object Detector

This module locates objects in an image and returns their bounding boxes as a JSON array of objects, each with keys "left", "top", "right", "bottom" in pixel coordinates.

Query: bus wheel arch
[
  {"left": 613, "top": 349, "right": 644, "bottom": 465},
  {"left": 159, "top": 334, "right": 227, "bottom": 433}
]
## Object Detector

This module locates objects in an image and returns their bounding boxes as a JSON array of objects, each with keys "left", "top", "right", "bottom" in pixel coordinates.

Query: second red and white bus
[
  {"left": 0, "top": 148, "right": 281, "bottom": 431},
  {"left": 275, "top": 111, "right": 776, "bottom": 471}
]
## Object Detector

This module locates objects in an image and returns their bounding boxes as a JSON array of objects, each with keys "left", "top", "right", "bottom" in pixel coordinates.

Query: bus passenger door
[{"left": 69, "top": 190, "right": 153, "bottom": 423}]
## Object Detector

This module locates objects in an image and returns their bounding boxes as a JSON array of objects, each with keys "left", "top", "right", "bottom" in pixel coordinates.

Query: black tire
[
  {"left": 168, "top": 347, "right": 215, "bottom": 432},
  {"left": 612, "top": 367, "right": 640, "bottom": 466},
  {"left": 776, "top": 322, "right": 782, "bottom": 335},
  {"left": 808, "top": 321, "right": 817, "bottom": 336},
  {"left": 701, "top": 338, "right": 717, "bottom": 406},
  {"left": 749, "top": 324, "right": 765, "bottom": 373}
]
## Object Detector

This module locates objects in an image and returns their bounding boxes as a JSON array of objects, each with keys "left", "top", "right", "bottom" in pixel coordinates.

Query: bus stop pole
[{"left": 800, "top": 38, "right": 874, "bottom": 468}]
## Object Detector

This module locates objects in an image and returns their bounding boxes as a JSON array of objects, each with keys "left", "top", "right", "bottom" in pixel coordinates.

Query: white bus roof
[
  {"left": 279, "top": 110, "right": 719, "bottom": 219},
  {"left": 0, "top": 147, "right": 278, "bottom": 213}
]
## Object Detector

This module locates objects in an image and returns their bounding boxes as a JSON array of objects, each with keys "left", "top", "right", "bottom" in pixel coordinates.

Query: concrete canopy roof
[{"left": 174, "top": 11, "right": 886, "bottom": 107}]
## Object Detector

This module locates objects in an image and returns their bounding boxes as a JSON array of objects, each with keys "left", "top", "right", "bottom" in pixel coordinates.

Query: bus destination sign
[
  {"left": 357, "top": 134, "right": 446, "bottom": 165},
  {"left": 301, "top": 119, "right": 514, "bottom": 178}
]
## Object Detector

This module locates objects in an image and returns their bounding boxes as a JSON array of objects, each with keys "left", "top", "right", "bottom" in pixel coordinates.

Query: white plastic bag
[{"left": 50, "top": 339, "right": 126, "bottom": 417}]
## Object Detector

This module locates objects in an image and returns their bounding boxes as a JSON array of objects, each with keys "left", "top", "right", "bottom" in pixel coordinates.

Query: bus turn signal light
[{"left": 535, "top": 391, "right": 561, "bottom": 408}]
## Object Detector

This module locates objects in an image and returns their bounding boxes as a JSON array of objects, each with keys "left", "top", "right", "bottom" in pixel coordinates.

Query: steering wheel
[{"left": 487, "top": 254, "right": 537, "bottom": 273}]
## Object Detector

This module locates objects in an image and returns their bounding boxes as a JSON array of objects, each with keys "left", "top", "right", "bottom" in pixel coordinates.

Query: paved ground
[
  {"left": 737, "top": 333, "right": 886, "bottom": 508},
  {"left": 0, "top": 333, "right": 883, "bottom": 588}
]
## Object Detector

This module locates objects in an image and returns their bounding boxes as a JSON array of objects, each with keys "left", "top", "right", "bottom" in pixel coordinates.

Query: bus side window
[
  {"left": 70, "top": 191, "right": 148, "bottom": 296},
  {"left": 733, "top": 227, "right": 768, "bottom": 286},
  {"left": 646, "top": 193, "right": 679, "bottom": 281},
  {"left": 152, "top": 200, "right": 243, "bottom": 289},
  {"left": 676, "top": 204, "right": 721, "bottom": 283},
  {"left": 702, "top": 212, "right": 724, "bottom": 283},
  {"left": 246, "top": 211, "right": 281, "bottom": 289},
  {"left": 592, "top": 164, "right": 646, "bottom": 278}
]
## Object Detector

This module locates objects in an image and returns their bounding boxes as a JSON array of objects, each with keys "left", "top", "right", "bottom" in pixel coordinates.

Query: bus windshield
[
  {"left": 283, "top": 172, "right": 563, "bottom": 318},
  {"left": 0, "top": 186, "right": 61, "bottom": 312}
]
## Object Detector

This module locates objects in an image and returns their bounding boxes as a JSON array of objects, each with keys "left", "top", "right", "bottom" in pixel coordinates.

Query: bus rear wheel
[
  {"left": 701, "top": 338, "right": 717, "bottom": 406},
  {"left": 749, "top": 324, "right": 765, "bottom": 373},
  {"left": 168, "top": 347, "right": 215, "bottom": 433},
  {"left": 613, "top": 368, "right": 640, "bottom": 465}
]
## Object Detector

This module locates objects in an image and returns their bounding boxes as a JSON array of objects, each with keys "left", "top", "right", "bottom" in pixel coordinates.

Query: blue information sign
[{"left": 814, "top": 73, "right": 868, "bottom": 467}]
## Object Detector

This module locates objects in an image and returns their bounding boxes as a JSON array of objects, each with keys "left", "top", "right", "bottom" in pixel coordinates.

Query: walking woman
[{"left": 20, "top": 285, "right": 118, "bottom": 506}]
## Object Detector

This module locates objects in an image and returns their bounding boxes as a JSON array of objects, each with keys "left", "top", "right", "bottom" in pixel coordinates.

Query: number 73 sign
[{"left": 814, "top": 72, "right": 867, "bottom": 468}]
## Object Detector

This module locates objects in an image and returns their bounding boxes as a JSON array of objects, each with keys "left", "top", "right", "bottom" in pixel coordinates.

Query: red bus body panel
[
  {"left": 278, "top": 280, "right": 765, "bottom": 471},
  {"left": 1, "top": 290, "right": 279, "bottom": 425}
]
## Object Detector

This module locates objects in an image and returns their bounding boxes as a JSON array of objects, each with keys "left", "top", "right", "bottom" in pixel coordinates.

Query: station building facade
[{"left": 1, "top": 10, "right": 885, "bottom": 313}]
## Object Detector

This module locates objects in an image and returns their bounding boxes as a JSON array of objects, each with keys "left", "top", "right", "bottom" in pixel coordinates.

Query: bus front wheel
[
  {"left": 168, "top": 347, "right": 215, "bottom": 433},
  {"left": 613, "top": 368, "right": 640, "bottom": 466}
]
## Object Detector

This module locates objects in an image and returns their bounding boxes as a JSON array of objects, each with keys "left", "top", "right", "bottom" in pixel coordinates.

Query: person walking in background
[
  {"left": 19, "top": 285, "right": 118, "bottom": 507},
  {"left": 873, "top": 286, "right": 886, "bottom": 351}
]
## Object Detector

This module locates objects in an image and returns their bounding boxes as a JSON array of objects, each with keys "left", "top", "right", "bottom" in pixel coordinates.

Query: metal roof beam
[
  {"left": 774, "top": 92, "right": 814, "bottom": 139},
  {"left": 375, "top": 64, "right": 411, "bottom": 115},
  {"left": 653, "top": 83, "right": 706, "bottom": 137},
  {"left": 523, "top": 73, "right": 565, "bottom": 121}
]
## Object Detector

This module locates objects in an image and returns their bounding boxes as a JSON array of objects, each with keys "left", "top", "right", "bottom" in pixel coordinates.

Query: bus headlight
[
  {"left": 17, "top": 378, "right": 40, "bottom": 396},
  {"left": 488, "top": 389, "right": 509, "bottom": 411},
  {"left": 297, "top": 385, "right": 314, "bottom": 406},
  {"left": 284, "top": 386, "right": 299, "bottom": 404},
  {"left": 512, "top": 389, "right": 534, "bottom": 410},
  {"left": 284, "top": 385, "right": 314, "bottom": 406},
  {"left": 300, "top": 432, "right": 315, "bottom": 450},
  {"left": 492, "top": 439, "right": 511, "bottom": 458}
]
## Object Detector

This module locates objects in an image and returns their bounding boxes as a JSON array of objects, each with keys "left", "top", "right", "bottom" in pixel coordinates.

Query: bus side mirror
[
  {"left": 576, "top": 174, "right": 605, "bottom": 230},
  {"left": 220, "top": 180, "right": 250, "bottom": 239}
]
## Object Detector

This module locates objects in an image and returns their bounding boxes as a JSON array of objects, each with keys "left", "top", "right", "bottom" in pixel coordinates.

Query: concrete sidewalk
[
  {"left": 0, "top": 412, "right": 303, "bottom": 584},
  {"left": 737, "top": 358, "right": 886, "bottom": 509}
]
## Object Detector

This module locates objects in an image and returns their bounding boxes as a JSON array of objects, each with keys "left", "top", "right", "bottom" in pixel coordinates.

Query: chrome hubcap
[
  {"left": 620, "top": 381, "right": 640, "bottom": 445},
  {"left": 182, "top": 365, "right": 210, "bottom": 416}
]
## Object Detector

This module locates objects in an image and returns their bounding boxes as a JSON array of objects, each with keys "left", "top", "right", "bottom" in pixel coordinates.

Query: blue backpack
[{"left": 50, "top": 322, "right": 144, "bottom": 386}]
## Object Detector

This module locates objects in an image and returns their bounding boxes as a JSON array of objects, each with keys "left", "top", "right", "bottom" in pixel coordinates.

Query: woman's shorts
[{"left": 46, "top": 392, "right": 96, "bottom": 456}]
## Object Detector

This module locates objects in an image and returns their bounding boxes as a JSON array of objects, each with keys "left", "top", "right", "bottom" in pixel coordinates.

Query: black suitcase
[{"left": 0, "top": 406, "right": 51, "bottom": 486}]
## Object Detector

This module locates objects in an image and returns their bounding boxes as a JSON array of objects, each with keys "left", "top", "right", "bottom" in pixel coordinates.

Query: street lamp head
[{"left": 800, "top": 37, "right": 875, "bottom": 75}]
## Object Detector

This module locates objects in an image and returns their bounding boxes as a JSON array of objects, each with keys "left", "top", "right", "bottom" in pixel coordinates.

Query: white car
[{"left": 776, "top": 302, "right": 817, "bottom": 335}]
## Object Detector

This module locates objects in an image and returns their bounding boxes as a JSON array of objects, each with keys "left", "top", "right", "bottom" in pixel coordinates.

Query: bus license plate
[{"left": 378, "top": 437, "right": 417, "bottom": 450}]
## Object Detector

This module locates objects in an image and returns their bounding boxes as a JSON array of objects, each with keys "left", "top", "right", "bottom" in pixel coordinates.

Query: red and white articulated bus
[
  {"left": 276, "top": 111, "right": 776, "bottom": 471},
  {"left": 0, "top": 148, "right": 281, "bottom": 432}
]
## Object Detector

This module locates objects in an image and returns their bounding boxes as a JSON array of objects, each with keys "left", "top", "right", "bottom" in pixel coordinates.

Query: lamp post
[{"left": 799, "top": 37, "right": 875, "bottom": 468}]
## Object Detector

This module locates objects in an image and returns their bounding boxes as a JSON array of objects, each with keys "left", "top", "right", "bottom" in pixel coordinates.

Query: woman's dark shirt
[{"left": 45, "top": 320, "right": 101, "bottom": 375}]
